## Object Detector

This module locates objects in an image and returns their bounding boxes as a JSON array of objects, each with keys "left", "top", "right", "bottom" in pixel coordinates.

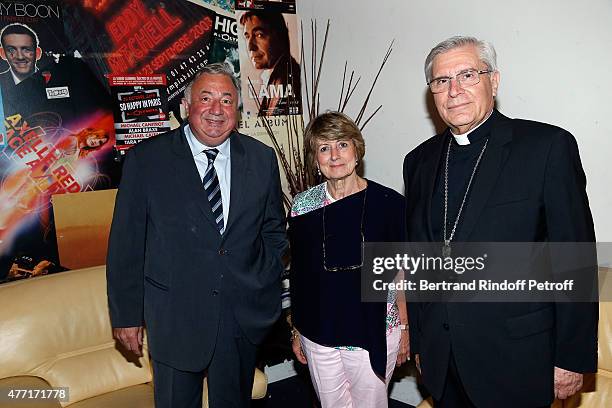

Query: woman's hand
[
  {"left": 396, "top": 328, "right": 410, "bottom": 366},
  {"left": 291, "top": 331, "right": 307, "bottom": 364}
]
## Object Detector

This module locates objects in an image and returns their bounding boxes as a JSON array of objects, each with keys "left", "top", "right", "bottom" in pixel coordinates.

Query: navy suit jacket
[
  {"left": 106, "top": 127, "right": 287, "bottom": 371},
  {"left": 0, "top": 70, "right": 15, "bottom": 90},
  {"left": 403, "top": 110, "right": 598, "bottom": 407}
]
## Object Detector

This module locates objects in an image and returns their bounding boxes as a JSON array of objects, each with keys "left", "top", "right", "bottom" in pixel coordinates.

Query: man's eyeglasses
[{"left": 428, "top": 69, "right": 492, "bottom": 94}]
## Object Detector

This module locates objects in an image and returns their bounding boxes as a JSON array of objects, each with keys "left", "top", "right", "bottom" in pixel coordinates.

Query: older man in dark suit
[
  {"left": 107, "top": 62, "right": 287, "bottom": 408},
  {"left": 403, "top": 36, "right": 597, "bottom": 407}
]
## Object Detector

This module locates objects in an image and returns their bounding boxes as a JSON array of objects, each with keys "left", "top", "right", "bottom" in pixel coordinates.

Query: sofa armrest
[
  {"left": 252, "top": 368, "right": 267, "bottom": 399},
  {"left": 0, "top": 376, "right": 62, "bottom": 408},
  {"left": 416, "top": 397, "right": 433, "bottom": 408},
  {"left": 201, "top": 368, "right": 267, "bottom": 408}
]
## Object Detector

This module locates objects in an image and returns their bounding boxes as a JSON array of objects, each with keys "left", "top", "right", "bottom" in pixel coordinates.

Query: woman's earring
[
  {"left": 317, "top": 167, "right": 321, "bottom": 176},
  {"left": 355, "top": 159, "right": 359, "bottom": 165}
]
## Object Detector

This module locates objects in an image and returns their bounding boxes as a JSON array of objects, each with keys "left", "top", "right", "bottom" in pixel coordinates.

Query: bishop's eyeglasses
[{"left": 427, "top": 69, "right": 492, "bottom": 94}]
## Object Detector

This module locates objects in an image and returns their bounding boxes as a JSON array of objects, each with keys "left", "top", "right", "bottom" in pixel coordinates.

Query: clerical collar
[{"left": 451, "top": 109, "right": 494, "bottom": 145}]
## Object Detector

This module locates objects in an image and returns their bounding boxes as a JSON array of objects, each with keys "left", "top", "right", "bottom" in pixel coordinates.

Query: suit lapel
[
  {"left": 424, "top": 132, "right": 449, "bottom": 241},
  {"left": 171, "top": 126, "right": 218, "bottom": 230},
  {"left": 456, "top": 112, "right": 513, "bottom": 240},
  {"left": 225, "top": 132, "right": 247, "bottom": 233}
]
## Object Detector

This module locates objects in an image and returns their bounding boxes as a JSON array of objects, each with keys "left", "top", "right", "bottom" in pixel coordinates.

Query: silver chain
[{"left": 443, "top": 137, "right": 489, "bottom": 248}]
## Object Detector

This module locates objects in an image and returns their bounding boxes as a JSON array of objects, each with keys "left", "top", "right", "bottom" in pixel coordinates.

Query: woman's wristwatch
[{"left": 399, "top": 324, "right": 408, "bottom": 331}]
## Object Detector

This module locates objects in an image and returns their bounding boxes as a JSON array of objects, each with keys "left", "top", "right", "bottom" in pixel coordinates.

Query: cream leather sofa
[
  {"left": 0, "top": 265, "right": 267, "bottom": 407},
  {"left": 417, "top": 298, "right": 612, "bottom": 408}
]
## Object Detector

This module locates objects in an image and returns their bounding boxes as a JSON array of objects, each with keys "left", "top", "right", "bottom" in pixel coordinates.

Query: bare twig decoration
[{"left": 355, "top": 40, "right": 394, "bottom": 129}]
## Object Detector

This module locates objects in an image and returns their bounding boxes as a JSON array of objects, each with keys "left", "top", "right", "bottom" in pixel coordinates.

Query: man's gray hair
[
  {"left": 424, "top": 36, "right": 498, "bottom": 83},
  {"left": 183, "top": 62, "right": 241, "bottom": 103}
]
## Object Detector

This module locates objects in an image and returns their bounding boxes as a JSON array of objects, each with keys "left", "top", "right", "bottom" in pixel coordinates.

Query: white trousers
[{"left": 300, "top": 327, "right": 401, "bottom": 408}]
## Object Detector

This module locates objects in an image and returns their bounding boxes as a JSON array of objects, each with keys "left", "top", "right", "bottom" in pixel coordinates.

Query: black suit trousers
[
  {"left": 152, "top": 304, "right": 257, "bottom": 408},
  {"left": 433, "top": 349, "right": 476, "bottom": 408}
]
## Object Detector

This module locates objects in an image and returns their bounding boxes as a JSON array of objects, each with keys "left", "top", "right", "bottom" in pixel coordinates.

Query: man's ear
[
  {"left": 491, "top": 70, "right": 500, "bottom": 97},
  {"left": 0, "top": 47, "right": 6, "bottom": 61},
  {"left": 35, "top": 47, "right": 42, "bottom": 61},
  {"left": 180, "top": 98, "right": 190, "bottom": 120}
]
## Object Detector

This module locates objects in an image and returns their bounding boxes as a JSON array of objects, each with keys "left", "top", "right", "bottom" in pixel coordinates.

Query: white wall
[{"left": 297, "top": 0, "right": 612, "bottom": 241}]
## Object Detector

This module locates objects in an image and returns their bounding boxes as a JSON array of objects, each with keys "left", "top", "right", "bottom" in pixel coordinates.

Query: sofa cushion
[
  {"left": 0, "top": 376, "right": 61, "bottom": 408},
  {"left": 68, "top": 384, "right": 154, "bottom": 408},
  {"left": 0, "top": 267, "right": 152, "bottom": 406},
  {"left": 599, "top": 301, "right": 612, "bottom": 373}
]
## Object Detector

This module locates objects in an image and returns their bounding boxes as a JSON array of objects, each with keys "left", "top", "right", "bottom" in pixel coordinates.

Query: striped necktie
[{"left": 203, "top": 149, "right": 224, "bottom": 233}]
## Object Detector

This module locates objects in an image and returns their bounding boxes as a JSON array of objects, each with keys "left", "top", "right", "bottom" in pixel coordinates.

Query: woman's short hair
[{"left": 304, "top": 111, "right": 365, "bottom": 176}]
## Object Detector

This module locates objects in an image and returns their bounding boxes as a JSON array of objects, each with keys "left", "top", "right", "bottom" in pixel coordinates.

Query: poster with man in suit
[{"left": 237, "top": 7, "right": 300, "bottom": 117}]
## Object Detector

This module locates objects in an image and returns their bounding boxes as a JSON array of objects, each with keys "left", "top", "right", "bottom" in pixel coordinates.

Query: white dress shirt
[{"left": 184, "top": 124, "right": 231, "bottom": 233}]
